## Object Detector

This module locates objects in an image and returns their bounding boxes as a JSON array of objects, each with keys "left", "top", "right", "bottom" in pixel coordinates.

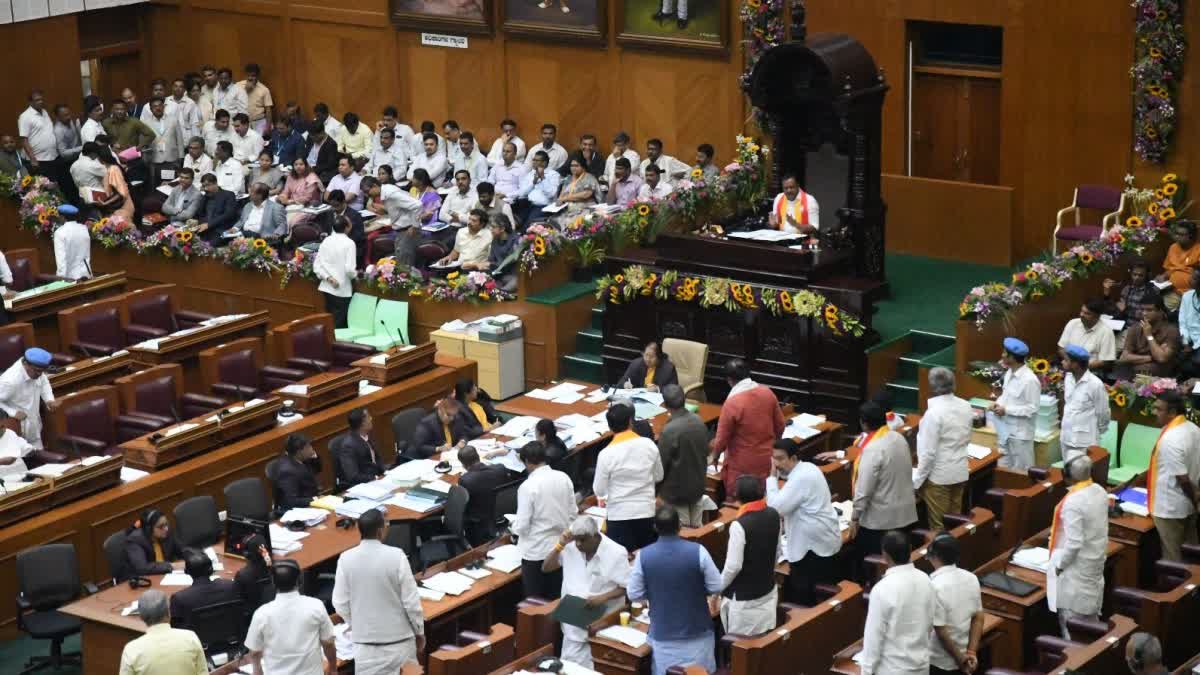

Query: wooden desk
[
  {"left": 830, "top": 613, "right": 1006, "bottom": 675},
  {"left": 1173, "top": 651, "right": 1200, "bottom": 674},
  {"left": 976, "top": 528, "right": 1133, "bottom": 669},
  {"left": 274, "top": 369, "right": 361, "bottom": 414},
  {"left": 118, "top": 397, "right": 283, "bottom": 471},
  {"left": 4, "top": 273, "right": 128, "bottom": 351},
  {"left": 487, "top": 644, "right": 554, "bottom": 675},
  {"left": 351, "top": 342, "right": 438, "bottom": 386},
  {"left": 126, "top": 310, "right": 270, "bottom": 390},
  {"left": 0, "top": 456, "right": 125, "bottom": 529},
  {"left": 495, "top": 380, "right": 722, "bottom": 435},
  {"left": 49, "top": 351, "right": 136, "bottom": 395},
  {"left": 427, "top": 623, "right": 515, "bottom": 675},
  {"left": 1048, "top": 614, "right": 1137, "bottom": 675},
  {"left": 1108, "top": 475, "right": 1161, "bottom": 588}
]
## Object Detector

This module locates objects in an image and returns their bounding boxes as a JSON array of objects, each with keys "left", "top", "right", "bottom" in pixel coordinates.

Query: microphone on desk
[
  {"left": 379, "top": 320, "right": 401, "bottom": 350},
  {"left": 169, "top": 403, "right": 182, "bottom": 425},
  {"left": 75, "top": 342, "right": 93, "bottom": 360}
]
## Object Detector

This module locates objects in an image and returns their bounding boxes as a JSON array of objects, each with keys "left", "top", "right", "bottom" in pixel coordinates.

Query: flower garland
[
  {"left": 515, "top": 136, "right": 769, "bottom": 273},
  {"left": 596, "top": 265, "right": 866, "bottom": 337},
  {"left": 280, "top": 248, "right": 319, "bottom": 289},
  {"left": 1108, "top": 377, "right": 1181, "bottom": 416},
  {"left": 1132, "top": 0, "right": 1187, "bottom": 162},
  {"left": 967, "top": 357, "right": 1066, "bottom": 398},
  {"left": 960, "top": 174, "right": 1189, "bottom": 328},
  {"left": 3, "top": 173, "right": 65, "bottom": 236},
  {"left": 137, "top": 224, "right": 213, "bottom": 261},
  {"left": 364, "top": 257, "right": 514, "bottom": 304},
  {"left": 221, "top": 237, "right": 284, "bottom": 274},
  {"left": 740, "top": 1, "right": 805, "bottom": 125},
  {"left": 89, "top": 215, "right": 139, "bottom": 249}
]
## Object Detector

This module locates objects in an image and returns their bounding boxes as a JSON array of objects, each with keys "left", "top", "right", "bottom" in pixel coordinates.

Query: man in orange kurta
[
  {"left": 1160, "top": 221, "right": 1200, "bottom": 298},
  {"left": 709, "top": 358, "right": 786, "bottom": 495}
]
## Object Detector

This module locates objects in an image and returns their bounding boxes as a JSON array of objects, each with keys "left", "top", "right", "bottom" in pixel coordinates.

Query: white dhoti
[
  {"left": 661, "top": 0, "right": 688, "bottom": 19},
  {"left": 999, "top": 438, "right": 1034, "bottom": 472},
  {"left": 561, "top": 625, "right": 594, "bottom": 670},
  {"left": 720, "top": 587, "right": 778, "bottom": 636},
  {"left": 354, "top": 639, "right": 416, "bottom": 675}
]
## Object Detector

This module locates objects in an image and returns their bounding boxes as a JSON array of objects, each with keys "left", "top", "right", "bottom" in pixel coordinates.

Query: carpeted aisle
[
  {"left": 873, "top": 253, "right": 1015, "bottom": 342},
  {"left": 0, "top": 633, "right": 82, "bottom": 674}
]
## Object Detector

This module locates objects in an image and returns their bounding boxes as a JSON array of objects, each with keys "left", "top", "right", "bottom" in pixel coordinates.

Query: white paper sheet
[{"left": 596, "top": 625, "right": 648, "bottom": 648}]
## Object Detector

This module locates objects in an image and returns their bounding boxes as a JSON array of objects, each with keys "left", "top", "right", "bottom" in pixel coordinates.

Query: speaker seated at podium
[
  {"left": 0, "top": 323, "right": 74, "bottom": 372},
  {"left": 767, "top": 174, "right": 819, "bottom": 236},
  {"left": 113, "top": 364, "right": 227, "bottom": 441}
]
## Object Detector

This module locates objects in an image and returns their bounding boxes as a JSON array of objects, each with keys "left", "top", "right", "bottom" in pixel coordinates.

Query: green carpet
[
  {"left": 874, "top": 253, "right": 1016, "bottom": 342},
  {"left": 0, "top": 633, "right": 81, "bottom": 673}
]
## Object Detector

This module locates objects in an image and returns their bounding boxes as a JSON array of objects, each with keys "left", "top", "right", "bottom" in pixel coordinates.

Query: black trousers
[
  {"left": 605, "top": 517, "right": 657, "bottom": 552},
  {"left": 783, "top": 550, "right": 839, "bottom": 606},
  {"left": 520, "top": 559, "right": 562, "bottom": 600},
  {"left": 323, "top": 292, "right": 352, "bottom": 328}
]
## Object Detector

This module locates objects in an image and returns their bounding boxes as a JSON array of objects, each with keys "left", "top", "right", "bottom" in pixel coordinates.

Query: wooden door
[
  {"left": 911, "top": 70, "right": 1002, "bottom": 185},
  {"left": 92, "top": 53, "right": 142, "bottom": 106}
]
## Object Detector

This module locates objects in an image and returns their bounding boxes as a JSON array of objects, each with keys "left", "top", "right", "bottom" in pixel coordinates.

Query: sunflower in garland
[
  {"left": 20, "top": 175, "right": 33, "bottom": 189},
  {"left": 780, "top": 291, "right": 795, "bottom": 314},
  {"left": 533, "top": 236, "right": 547, "bottom": 256},
  {"left": 1155, "top": 189, "right": 1166, "bottom": 200},
  {"left": 1149, "top": 203, "right": 1160, "bottom": 216},
  {"left": 1126, "top": 216, "right": 1143, "bottom": 228},
  {"left": 179, "top": 231, "right": 194, "bottom": 243},
  {"left": 642, "top": 273, "right": 657, "bottom": 296},
  {"left": 1030, "top": 358, "right": 1051, "bottom": 374},
  {"left": 636, "top": 204, "right": 651, "bottom": 217},
  {"left": 253, "top": 238, "right": 268, "bottom": 249},
  {"left": 1161, "top": 208, "right": 1176, "bottom": 220},
  {"left": 1164, "top": 183, "right": 1179, "bottom": 196},
  {"left": 1114, "top": 393, "right": 1127, "bottom": 408},
  {"left": 823, "top": 305, "right": 842, "bottom": 334},
  {"left": 1079, "top": 252, "right": 1094, "bottom": 264},
  {"left": 690, "top": 168, "right": 704, "bottom": 180},
  {"left": 1163, "top": 173, "right": 1178, "bottom": 184}
]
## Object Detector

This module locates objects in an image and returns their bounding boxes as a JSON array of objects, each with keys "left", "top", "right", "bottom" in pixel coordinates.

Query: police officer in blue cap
[
  {"left": 991, "top": 337, "right": 1041, "bottom": 471},
  {"left": 1061, "top": 344, "right": 1111, "bottom": 464},
  {"left": 0, "top": 347, "right": 57, "bottom": 449},
  {"left": 52, "top": 203, "right": 92, "bottom": 280}
]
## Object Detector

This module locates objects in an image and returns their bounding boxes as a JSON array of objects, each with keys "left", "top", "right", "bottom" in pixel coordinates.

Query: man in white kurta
[
  {"left": 1148, "top": 392, "right": 1200, "bottom": 561},
  {"left": 1060, "top": 345, "right": 1112, "bottom": 463},
  {"left": 914, "top": 367, "right": 973, "bottom": 531},
  {"left": 992, "top": 337, "right": 1041, "bottom": 471},
  {"left": 542, "top": 516, "right": 631, "bottom": 669},
  {"left": 859, "top": 531, "right": 935, "bottom": 675},
  {"left": 52, "top": 205, "right": 91, "bottom": 280},
  {"left": 1048, "top": 455, "right": 1109, "bottom": 639},
  {"left": 0, "top": 418, "right": 35, "bottom": 482},
  {"left": 0, "top": 348, "right": 55, "bottom": 449}
]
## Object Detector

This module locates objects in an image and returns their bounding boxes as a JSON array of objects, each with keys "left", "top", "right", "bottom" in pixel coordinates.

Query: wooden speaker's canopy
[{"left": 748, "top": 33, "right": 882, "bottom": 111}]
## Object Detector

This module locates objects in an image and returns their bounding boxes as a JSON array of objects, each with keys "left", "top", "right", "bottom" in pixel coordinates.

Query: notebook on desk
[{"left": 979, "top": 571, "right": 1039, "bottom": 597}]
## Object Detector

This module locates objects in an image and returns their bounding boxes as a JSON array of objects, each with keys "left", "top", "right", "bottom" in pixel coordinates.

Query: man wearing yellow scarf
[
  {"left": 1147, "top": 391, "right": 1200, "bottom": 561},
  {"left": 1047, "top": 455, "right": 1108, "bottom": 639}
]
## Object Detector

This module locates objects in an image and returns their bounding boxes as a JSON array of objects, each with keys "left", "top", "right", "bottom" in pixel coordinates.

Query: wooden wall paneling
[
  {"left": 882, "top": 175, "right": 1013, "bottom": 265},
  {"left": 0, "top": 14, "right": 82, "bottom": 135},
  {"left": 504, "top": 41, "right": 616, "bottom": 150}
]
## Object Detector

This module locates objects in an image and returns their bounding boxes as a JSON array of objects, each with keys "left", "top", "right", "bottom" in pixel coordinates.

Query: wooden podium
[
  {"left": 120, "top": 398, "right": 282, "bottom": 471},
  {"left": 49, "top": 351, "right": 136, "bottom": 394},
  {"left": 351, "top": 342, "right": 438, "bottom": 386},
  {"left": 126, "top": 310, "right": 271, "bottom": 390},
  {"left": 0, "top": 455, "right": 123, "bottom": 528},
  {"left": 273, "top": 370, "right": 361, "bottom": 413},
  {"left": 5, "top": 272, "right": 128, "bottom": 350}
]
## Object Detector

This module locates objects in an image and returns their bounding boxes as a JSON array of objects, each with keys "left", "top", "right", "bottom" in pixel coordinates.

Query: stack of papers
[
  {"left": 596, "top": 625, "right": 648, "bottom": 648},
  {"left": 310, "top": 495, "right": 344, "bottom": 511},
  {"left": 485, "top": 450, "right": 527, "bottom": 474},
  {"left": 485, "top": 544, "right": 523, "bottom": 573},
  {"left": 161, "top": 572, "right": 193, "bottom": 586},
  {"left": 833, "top": 500, "right": 853, "bottom": 531},
  {"left": 584, "top": 389, "right": 609, "bottom": 403},
  {"left": 726, "top": 229, "right": 805, "bottom": 242},
  {"left": 163, "top": 423, "right": 199, "bottom": 438},
  {"left": 121, "top": 467, "right": 150, "bottom": 483},
  {"left": 80, "top": 455, "right": 110, "bottom": 467},
  {"left": 387, "top": 459, "right": 438, "bottom": 483},
  {"left": 269, "top": 524, "right": 310, "bottom": 545},
  {"left": 280, "top": 508, "right": 329, "bottom": 526},
  {"left": 633, "top": 403, "right": 666, "bottom": 420},
  {"left": 782, "top": 418, "right": 821, "bottom": 440},
  {"left": 28, "top": 464, "right": 73, "bottom": 478},
  {"left": 336, "top": 500, "right": 385, "bottom": 519},
  {"left": 492, "top": 416, "right": 540, "bottom": 438},
  {"left": 1011, "top": 547, "right": 1051, "bottom": 573},
  {"left": 346, "top": 480, "right": 395, "bottom": 502},
  {"left": 967, "top": 444, "right": 993, "bottom": 460},
  {"left": 278, "top": 384, "right": 309, "bottom": 396},
  {"left": 385, "top": 493, "right": 441, "bottom": 513},
  {"left": 418, "top": 587, "right": 446, "bottom": 602},
  {"left": 440, "top": 319, "right": 470, "bottom": 332},
  {"left": 422, "top": 571, "right": 475, "bottom": 596}
]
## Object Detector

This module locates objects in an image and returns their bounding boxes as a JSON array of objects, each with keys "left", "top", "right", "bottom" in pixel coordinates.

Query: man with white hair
[
  {"left": 542, "top": 515, "right": 632, "bottom": 669},
  {"left": 1125, "top": 632, "right": 1167, "bottom": 674},
  {"left": 1049, "top": 454, "right": 1108, "bottom": 639},
  {"left": 1060, "top": 344, "right": 1111, "bottom": 464},
  {"left": 914, "top": 367, "right": 973, "bottom": 530},
  {"left": 118, "top": 589, "right": 207, "bottom": 674}
]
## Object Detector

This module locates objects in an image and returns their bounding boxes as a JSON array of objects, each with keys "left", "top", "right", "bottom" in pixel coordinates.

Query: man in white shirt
[
  {"left": 142, "top": 97, "right": 183, "bottom": 184},
  {"left": 439, "top": 170, "right": 477, "bottom": 226},
  {"left": 769, "top": 174, "right": 820, "bottom": 235},
  {"left": 202, "top": 110, "right": 237, "bottom": 156},
  {"left": 81, "top": 100, "right": 106, "bottom": 145},
  {"left": 443, "top": 121, "right": 464, "bottom": 175},
  {"left": 525, "top": 123, "right": 568, "bottom": 172},
  {"left": 914, "top": 367, "right": 973, "bottom": 531},
  {"left": 408, "top": 133, "right": 449, "bottom": 189},
  {"left": 230, "top": 113, "right": 265, "bottom": 165},
  {"left": 1057, "top": 299, "right": 1117, "bottom": 369},
  {"left": 720, "top": 475, "right": 780, "bottom": 636},
  {"left": 196, "top": 65, "right": 219, "bottom": 122},
  {"left": 767, "top": 438, "right": 842, "bottom": 605},
  {"left": 487, "top": 118, "right": 527, "bottom": 167},
  {"left": 991, "top": 337, "right": 1041, "bottom": 471},
  {"left": 1148, "top": 391, "right": 1200, "bottom": 561},
  {"left": 512, "top": 440, "right": 577, "bottom": 599},
  {"left": 166, "top": 78, "right": 202, "bottom": 141},
  {"left": 70, "top": 143, "right": 108, "bottom": 201},
  {"left": 859, "top": 531, "right": 935, "bottom": 675},
  {"left": 332, "top": 509, "right": 425, "bottom": 673},
  {"left": 325, "top": 156, "right": 364, "bottom": 210},
  {"left": 438, "top": 209, "right": 493, "bottom": 270},
  {"left": 488, "top": 142, "right": 527, "bottom": 202},
  {"left": 595, "top": 403, "right": 664, "bottom": 551},
  {"left": 0, "top": 411, "right": 34, "bottom": 484},
  {"left": 212, "top": 141, "right": 244, "bottom": 195},
  {"left": 637, "top": 164, "right": 674, "bottom": 201},
  {"left": 0, "top": 348, "right": 56, "bottom": 449},
  {"left": 604, "top": 131, "right": 641, "bottom": 186},
  {"left": 1060, "top": 345, "right": 1112, "bottom": 463},
  {"left": 315, "top": 216, "right": 358, "bottom": 329},
  {"left": 17, "top": 90, "right": 59, "bottom": 176},
  {"left": 314, "top": 103, "right": 344, "bottom": 141},
  {"left": 53, "top": 205, "right": 91, "bottom": 280},
  {"left": 454, "top": 132, "right": 491, "bottom": 188},
  {"left": 182, "top": 137, "right": 214, "bottom": 178},
  {"left": 541, "top": 516, "right": 631, "bottom": 669},
  {"left": 927, "top": 535, "right": 984, "bottom": 675},
  {"left": 1049, "top": 454, "right": 1109, "bottom": 640},
  {"left": 408, "top": 121, "right": 444, "bottom": 158},
  {"left": 639, "top": 138, "right": 688, "bottom": 185},
  {"left": 211, "top": 67, "right": 248, "bottom": 116},
  {"left": 850, "top": 402, "right": 918, "bottom": 571},
  {"left": 373, "top": 106, "right": 414, "bottom": 154},
  {"left": 246, "top": 561, "right": 336, "bottom": 675},
  {"left": 366, "top": 128, "right": 409, "bottom": 177}
]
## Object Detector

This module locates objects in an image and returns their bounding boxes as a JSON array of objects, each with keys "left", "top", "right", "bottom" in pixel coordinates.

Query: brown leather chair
[
  {"left": 49, "top": 386, "right": 122, "bottom": 457},
  {"left": 1112, "top": 560, "right": 1200, "bottom": 668},
  {"left": 289, "top": 224, "right": 322, "bottom": 248},
  {"left": 198, "top": 337, "right": 306, "bottom": 400},
  {"left": 57, "top": 296, "right": 131, "bottom": 357},
  {"left": 3, "top": 249, "right": 58, "bottom": 292},
  {"left": 269, "top": 314, "right": 375, "bottom": 375},
  {"left": 0, "top": 323, "right": 74, "bottom": 372},
  {"left": 113, "top": 364, "right": 227, "bottom": 441},
  {"left": 123, "top": 284, "right": 213, "bottom": 339}
]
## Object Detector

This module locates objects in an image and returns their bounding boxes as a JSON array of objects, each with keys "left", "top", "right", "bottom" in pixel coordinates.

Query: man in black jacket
[
  {"left": 169, "top": 548, "right": 241, "bottom": 630},
  {"left": 458, "top": 445, "right": 512, "bottom": 545},
  {"left": 407, "top": 398, "right": 471, "bottom": 460},
  {"left": 333, "top": 408, "right": 383, "bottom": 491},
  {"left": 304, "top": 128, "right": 338, "bottom": 185},
  {"left": 196, "top": 172, "right": 239, "bottom": 242},
  {"left": 269, "top": 433, "right": 321, "bottom": 515}
]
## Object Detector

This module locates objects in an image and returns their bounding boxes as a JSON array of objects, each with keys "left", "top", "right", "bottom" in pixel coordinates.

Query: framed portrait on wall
[
  {"left": 617, "top": 0, "right": 729, "bottom": 55},
  {"left": 502, "top": 0, "right": 607, "bottom": 44},
  {"left": 390, "top": 0, "right": 494, "bottom": 35}
]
